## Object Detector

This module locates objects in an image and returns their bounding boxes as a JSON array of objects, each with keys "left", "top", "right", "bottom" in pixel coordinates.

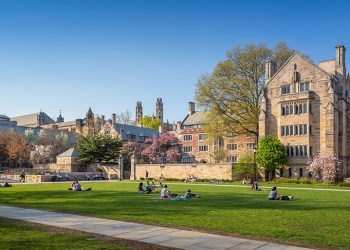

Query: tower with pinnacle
[
  {"left": 136, "top": 101, "right": 143, "bottom": 125},
  {"left": 156, "top": 98, "right": 163, "bottom": 123}
]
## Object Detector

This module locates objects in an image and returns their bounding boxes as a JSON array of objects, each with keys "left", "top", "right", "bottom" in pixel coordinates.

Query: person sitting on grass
[
  {"left": 145, "top": 181, "right": 156, "bottom": 193},
  {"left": 68, "top": 180, "right": 77, "bottom": 190},
  {"left": 268, "top": 186, "right": 293, "bottom": 200},
  {"left": 138, "top": 182, "right": 145, "bottom": 193},
  {"left": 74, "top": 181, "right": 83, "bottom": 191},
  {"left": 160, "top": 184, "right": 171, "bottom": 198}
]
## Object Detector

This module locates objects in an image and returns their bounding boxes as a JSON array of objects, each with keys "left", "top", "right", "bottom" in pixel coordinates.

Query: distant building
[
  {"left": 134, "top": 98, "right": 177, "bottom": 132},
  {"left": 11, "top": 111, "right": 55, "bottom": 128},
  {"left": 179, "top": 102, "right": 255, "bottom": 164}
]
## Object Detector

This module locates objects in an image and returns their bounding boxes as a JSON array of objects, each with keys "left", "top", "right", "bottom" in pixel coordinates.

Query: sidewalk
[{"left": 0, "top": 205, "right": 312, "bottom": 250}]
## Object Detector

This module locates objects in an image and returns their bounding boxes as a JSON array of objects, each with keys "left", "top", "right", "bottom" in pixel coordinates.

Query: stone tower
[
  {"left": 136, "top": 101, "right": 143, "bottom": 125},
  {"left": 156, "top": 98, "right": 163, "bottom": 123},
  {"left": 86, "top": 107, "right": 95, "bottom": 136},
  {"left": 56, "top": 110, "right": 64, "bottom": 123}
]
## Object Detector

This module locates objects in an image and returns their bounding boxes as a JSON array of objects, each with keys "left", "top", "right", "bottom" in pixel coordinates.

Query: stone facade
[{"left": 260, "top": 45, "right": 350, "bottom": 179}]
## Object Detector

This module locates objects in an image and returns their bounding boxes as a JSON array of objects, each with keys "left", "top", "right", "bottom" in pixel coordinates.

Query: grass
[
  {"left": 0, "top": 218, "right": 127, "bottom": 250},
  {"left": 1, "top": 182, "right": 350, "bottom": 249}
]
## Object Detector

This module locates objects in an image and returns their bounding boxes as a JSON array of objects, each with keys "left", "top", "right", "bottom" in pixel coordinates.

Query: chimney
[
  {"left": 101, "top": 115, "right": 105, "bottom": 130},
  {"left": 188, "top": 102, "right": 195, "bottom": 115},
  {"left": 335, "top": 45, "right": 346, "bottom": 79},
  {"left": 336, "top": 45, "right": 346, "bottom": 67},
  {"left": 176, "top": 121, "right": 181, "bottom": 131},
  {"left": 76, "top": 119, "right": 82, "bottom": 134},
  {"left": 112, "top": 113, "right": 116, "bottom": 128},
  {"left": 265, "top": 60, "right": 276, "bottom": 80}
]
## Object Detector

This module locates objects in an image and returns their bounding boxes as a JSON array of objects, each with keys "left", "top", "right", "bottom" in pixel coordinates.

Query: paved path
[{"left": 0, "top": 205, "right": 312, "bottom": 250}]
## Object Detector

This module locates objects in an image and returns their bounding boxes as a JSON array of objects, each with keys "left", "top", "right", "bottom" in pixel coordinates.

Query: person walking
[{"left": 19, "top": 171, "right": 25, "bottom": 182}]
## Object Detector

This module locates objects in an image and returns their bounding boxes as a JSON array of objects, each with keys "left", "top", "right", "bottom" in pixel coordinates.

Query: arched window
[
  {"left": 289, "top": 105, "right": 293, "bottom": 115},
  {"left": 299, "top": 104, "right": 303, "bottom": 113},
  {"left": 281, "top": 106, "right": 285, "bottom": 116},
  {"left": 286, "top": 126, "right": 289, "bottom": 135},
  {"left": 286, "top": 106, "right": 289, "bottom": 115},
  {"left": 294, "top": 63, "right": 297, "bottom": 70},
  {"left": 295, "top": 104, "right": 299, "bottom": 114}
]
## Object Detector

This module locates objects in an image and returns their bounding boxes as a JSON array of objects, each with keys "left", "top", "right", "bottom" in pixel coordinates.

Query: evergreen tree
[{"left": 76, "top": 134, "right": 123, "bottom": 163}]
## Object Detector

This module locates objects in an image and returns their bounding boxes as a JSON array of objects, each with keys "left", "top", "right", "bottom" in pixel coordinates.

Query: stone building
[
  {"left": 100, "top": 114, "right": 159, "bottom": 156},
  {"left": 260, "top": 45, "right": 350, "bottom": 179},
  {"left": 179, "top": 102, "right": 255, "bottom": 164},
  {"left": 11, "top": 111, "right": 55, "bottom": 127}
]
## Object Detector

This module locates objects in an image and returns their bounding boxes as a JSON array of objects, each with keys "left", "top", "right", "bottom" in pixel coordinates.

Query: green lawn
[
  {"left": 1, "top": 182, "right": 349, "bottom": 249},
  {"left": 0, "top": 218, "right": 127, "bottom": 250}
]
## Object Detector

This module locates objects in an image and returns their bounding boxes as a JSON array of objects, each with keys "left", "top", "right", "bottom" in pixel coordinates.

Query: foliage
[
  {"left": 211, "top": 146, "right": 228, "bottom": 163},
  {"left": 307, "top": 150, "right": 340, "bottom": 183},
  {"left": 123, "top": 140, "right": 139, "bottom": 154},
  {"left": 5, "top": 131, "right": 32, "bottom": 163},
  {"left": 23, "top": 129, "right": 36, "bottom": 145},
  {"left": 0, "top": 130, "right": 12, "bottom": 162},
  {"left": 140, "top": 116, "right": 161, "bottom": 130},
  {"left": 30, "top": 145, "right": 53, "bottom": 164},
  {"left": 1, "top": 182, "right": 350, "bottom": 249},
  {"left": 76, "top": 134, "right": 123, "bottom": 163},
  {"left": 116, "top": 110, "right": 133, "bottom": 125},
  {"left": 256, "top": 136, "right": 287, "bottom": 180},
  {"left": 141, "top": 132, "right": 180, "bottom": 163},
  {"left": 29, "top": 130, "right": 70, "bottom": 164},
  {"left": 195, "top": 42, "right": 301, "bottom": 139},
  {"left": 234, "top": 150, "right": 255, "bottom": 179}
]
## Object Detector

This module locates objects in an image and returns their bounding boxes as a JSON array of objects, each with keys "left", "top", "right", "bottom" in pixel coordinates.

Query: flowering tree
[
  {"left": 141, "top": 132, "right": 181, "bottom": 163},
  {"left": 123, "top": 140, "right": 139, "bottom": 153},
  {"left": 307, "top": 151, "right": 340, "bottom": 183}
]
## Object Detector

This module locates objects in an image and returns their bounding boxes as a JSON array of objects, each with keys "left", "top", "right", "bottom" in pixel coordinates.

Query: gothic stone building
[{"left": 260, "top": 45, "right": 350, "bottom": 179}]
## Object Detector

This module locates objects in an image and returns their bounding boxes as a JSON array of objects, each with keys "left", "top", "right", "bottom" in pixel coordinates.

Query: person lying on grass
[
  {"left": 268, "top": 186, "right": 293, "bottom": 200},
  {"left": 1, "top": 182, "right": 12, "bottom": 187},
  {"left": 183, "top": 189, "right": 199, "bottom": 198}
]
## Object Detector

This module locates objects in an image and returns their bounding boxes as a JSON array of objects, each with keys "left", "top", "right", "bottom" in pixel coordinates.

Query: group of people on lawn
[
  {"left": 138, "top": 181, "right": 198, "bottom": 199},
  {"left": 68, "top": 180, "right": 92, "bottom": 191}
]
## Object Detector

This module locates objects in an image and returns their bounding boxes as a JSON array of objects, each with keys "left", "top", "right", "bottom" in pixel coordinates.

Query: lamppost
[
  {"left": 253, "top": 149, "right": 257, "bottom": 181},
  {"left": 119, "top": 153, "right": 123, "bottom": 181}
]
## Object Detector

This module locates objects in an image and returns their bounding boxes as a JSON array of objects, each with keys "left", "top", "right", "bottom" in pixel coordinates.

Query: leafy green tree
[
  {"left": 256, "top": 136, "right": 287, "bottom": 181},
  {"left": 76, "top": 134, "right": 123, "bottom": 163},
  {"left": 234, "top": 150, "right": 255, "bottom": 180},
  {"left": 140, "top": 116, "right": 161, "bottom": 130},
  {"left": 23, "top": 129, "right": 36, "bottom": 145},
  {"left": 195, "top": 42, "right": 303, "bottom": 141}
]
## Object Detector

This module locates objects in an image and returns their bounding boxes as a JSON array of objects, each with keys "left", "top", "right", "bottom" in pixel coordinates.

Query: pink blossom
[{"left": 307, "top": 150, "right": 340, "bottom": 183}]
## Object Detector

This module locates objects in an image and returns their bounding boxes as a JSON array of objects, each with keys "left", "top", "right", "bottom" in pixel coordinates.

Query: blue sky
[{"left": 1, "top": 0, "right": 350, "bottom": 123}]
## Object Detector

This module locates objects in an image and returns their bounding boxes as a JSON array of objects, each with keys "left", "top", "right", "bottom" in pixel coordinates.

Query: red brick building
[{"left": 179, "top": 102, "right": 256, "bottom": 164}]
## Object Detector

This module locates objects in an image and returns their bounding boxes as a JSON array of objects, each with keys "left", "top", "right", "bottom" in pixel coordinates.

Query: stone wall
[
  {"left": 87, "top": 163, "right": 121, "bottom": 180},
  {"left": 135, "top": 163, "right": 233, "bottom": 180}
]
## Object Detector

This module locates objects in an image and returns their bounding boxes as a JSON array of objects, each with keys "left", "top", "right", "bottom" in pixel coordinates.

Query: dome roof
[{"left": 0, "top": 114, "right": 10, "bottom": 121}]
